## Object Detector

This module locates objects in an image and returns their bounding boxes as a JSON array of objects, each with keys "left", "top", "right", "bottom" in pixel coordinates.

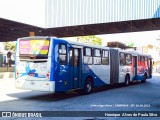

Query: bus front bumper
[{"left": 15, "top": 80, "right": 55, "bottom": 92}]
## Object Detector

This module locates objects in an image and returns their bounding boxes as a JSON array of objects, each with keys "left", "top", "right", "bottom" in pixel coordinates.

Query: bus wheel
[
  {"left": 84, "top": 77, "right": 93, "bottom": 94},
  {"left": 124, "top": 75, "right": 130, "bottom": 86},
  {"left": 141, "top": 74, "right": 147, "bottom": 83}
]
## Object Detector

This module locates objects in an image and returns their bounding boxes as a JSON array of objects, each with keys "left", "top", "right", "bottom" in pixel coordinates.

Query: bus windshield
[{"left": 19, "top": 39, "right": 50, "bottom": 56}]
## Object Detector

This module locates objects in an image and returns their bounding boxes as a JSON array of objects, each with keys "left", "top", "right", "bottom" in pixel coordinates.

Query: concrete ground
[{"left": 0, "top": 73, "right": 160, "bottom": 120}]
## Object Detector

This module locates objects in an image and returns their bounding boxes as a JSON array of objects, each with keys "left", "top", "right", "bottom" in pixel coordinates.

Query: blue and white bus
[{"left": 15, "top": 36, "right": 152, "bottom": 94}]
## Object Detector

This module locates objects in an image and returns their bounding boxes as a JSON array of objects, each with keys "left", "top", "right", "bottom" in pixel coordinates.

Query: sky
[
  {"left": 98, "top": 30, "right": 160, "bottom": 47},
  {"left": 64, "top": 30, "right": 160, "bottom": 47},
  {"left": 0, "top": 0, "right": 45, "bottom": 27}
]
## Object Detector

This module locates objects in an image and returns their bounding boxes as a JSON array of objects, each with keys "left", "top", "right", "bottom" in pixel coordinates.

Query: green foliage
[
  {"left": 77, "top": 35, "right": 102, "bottom": 45},
  {"left": 3, "top": 42, "right": 16, "bottom": 51}
]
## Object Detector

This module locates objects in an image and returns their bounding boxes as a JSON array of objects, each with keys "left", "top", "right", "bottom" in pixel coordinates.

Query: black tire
[
  {"left": 84, "top": 77, "right": 93, "bottom": 94},
  {"left": 141, "top": 74, "right": 147, "bottom": 83},
  {"left": 124, "top": 75, "right": 130, "bottom": 86}
]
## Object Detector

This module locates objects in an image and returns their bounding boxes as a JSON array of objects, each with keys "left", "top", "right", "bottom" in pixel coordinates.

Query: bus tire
[
  {"left": 84, "top": 77, "right": 93, "bottom": 94},
  {"left": 124, "top": 75, "right": 130, "bottom": 86},
  {"left": 141, "top": 74, "right": 147, "bottom": 83}
]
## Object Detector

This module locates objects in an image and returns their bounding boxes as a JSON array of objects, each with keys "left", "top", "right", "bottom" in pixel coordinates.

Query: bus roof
[
  {"left": 17, "top": 36, "right": 152, "bottom": 58},
  {"left": 56, "top": 38, "right": 110, "bottom": 50},
  {"left": 18, "top": 36, "right": 52, "bottom": 40}
]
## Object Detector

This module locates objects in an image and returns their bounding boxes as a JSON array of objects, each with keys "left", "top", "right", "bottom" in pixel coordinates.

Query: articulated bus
[{"left": 15, "top": 36, "right": 152, "bottom": 94}]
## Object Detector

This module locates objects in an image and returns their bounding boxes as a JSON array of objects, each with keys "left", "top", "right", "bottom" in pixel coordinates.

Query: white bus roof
[
  {"left": 17, "top": 36, "right": 152, "bottom": 58},
  {"left": 68, "top": 41, "right": 109, "bottom": 49}
]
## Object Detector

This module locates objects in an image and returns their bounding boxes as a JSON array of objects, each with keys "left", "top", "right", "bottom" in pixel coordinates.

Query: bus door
[
  {"left": 57, "top": 43, "right": 69, "bottom": 92},
  {"left": 69, "top": 48, "right": 81, "bottom": 89},
  {"left": 148, "top": 58, "right": 152, "bottom": 78},
  {"left": 132, "top": 55, "right": 138, "bottom": 79}
]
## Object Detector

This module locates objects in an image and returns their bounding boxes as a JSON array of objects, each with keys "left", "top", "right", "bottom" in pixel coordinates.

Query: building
[{"left": 45, "top": 0, "right": 160, "bottom": 28}]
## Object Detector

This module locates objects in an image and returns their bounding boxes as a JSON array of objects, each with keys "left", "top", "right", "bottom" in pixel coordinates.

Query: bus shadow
[
  {"left": 6, "top": 81, "right": 142, "bottom": 102},
  {"left": 6, "top": 91, "right": 80, "bottom": 102},
  {"left": 91, "top": 81, "right": 142, "bottom": 93}
]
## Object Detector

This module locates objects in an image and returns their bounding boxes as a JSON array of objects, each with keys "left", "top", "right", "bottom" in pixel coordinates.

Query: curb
[{"left": 0, "top": 72, "right": 14, "bottom": 80}]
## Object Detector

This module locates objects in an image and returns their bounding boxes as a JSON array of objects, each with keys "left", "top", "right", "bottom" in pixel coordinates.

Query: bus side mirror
[{"left": 153, "top": 61, "right": 154, "bottom": 65}]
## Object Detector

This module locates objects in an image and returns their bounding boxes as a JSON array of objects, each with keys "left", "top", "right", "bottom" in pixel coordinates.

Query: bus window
[
  {"left": 145, "top": 57, "right": 148, "bottom": 67},
  {"left": 69, "top": 48, "right": 73, "bottom": 66},
  {"left": 94, "top": 49, "right": 101, "bottom": 65},
  {"left": 83, "top": 47, "right": 92, "bottom": 64},
  {"left": 138, "top": 56, "right": 141, "bottom": 66},
  {"left": 126, "top": 54, "right": 132, "bottom": 66},
  {"left": 83, "top": 47, "right": 92, "bottom": 56},
  {"left": 139, "top": 56, "right": 145, "bottom": 67},
  {"left": 74, "top": 49, "right": 79, "bottom": 67},
  {"left": 148, "top": 59, "right": 151, "bottom": 68},
  {"left": 120, "top": 53, "right": 126, "bottom": 66},
  {"left": 141, "top": 56, "right": 145, "bottom": 62},
  {"left": 59, "top": 44, "right": 67, "bottom": 65},
  {"left": 94, "top": 49, "right": 101, "bottom": 57},
  {"left": 70, "top": 48, "right": 79, "bottom": 66},
  {"left": 102, "top": 50, "right": 109, "bottom": 65}
]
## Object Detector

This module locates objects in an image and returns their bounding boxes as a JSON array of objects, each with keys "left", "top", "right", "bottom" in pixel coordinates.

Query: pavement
[
  {"left": 0, "top": 72, "right": 160, "bottom": 102},
  {"left": 0, "top": 72, "right": 160, "bottom": 120},
  {"left": 0, "top": 72, "right": 14, "bottom": 79},
  {"left": 0, "top": 73, "right": 31, "bottom": 102}
]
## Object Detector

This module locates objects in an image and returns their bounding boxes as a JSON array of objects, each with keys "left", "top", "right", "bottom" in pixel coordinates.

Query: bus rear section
[
  {"left": 15, "top": 37, "right": 55, "bottom": 92},
  {"left": 136, "top": 54, "right": 152, "bottom": 82},
  {"left": 109, "top": 50, "right": 152, "bottom": 86}
]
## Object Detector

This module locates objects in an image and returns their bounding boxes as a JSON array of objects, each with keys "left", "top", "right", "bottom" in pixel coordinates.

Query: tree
[
  {"left": 3, "top": 42, "right": 16, "bottom": 51},
  {"left": 77, "top": 35, "right": 102, "bottom": 45}
]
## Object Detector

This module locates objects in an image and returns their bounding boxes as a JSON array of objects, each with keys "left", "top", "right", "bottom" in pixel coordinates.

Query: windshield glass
[{"left": 19, "top": 39, "right": 50, "bottom": 55}]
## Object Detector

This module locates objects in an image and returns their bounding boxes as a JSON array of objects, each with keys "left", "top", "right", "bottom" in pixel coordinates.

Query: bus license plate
[{"left": 29, "top": 73, "right": 35, "bottom": 77}]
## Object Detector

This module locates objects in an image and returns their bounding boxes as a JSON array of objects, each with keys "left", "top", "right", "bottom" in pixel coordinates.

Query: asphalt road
[{"left": 0, "top": 73, "right": 160, "bottom": 120}]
